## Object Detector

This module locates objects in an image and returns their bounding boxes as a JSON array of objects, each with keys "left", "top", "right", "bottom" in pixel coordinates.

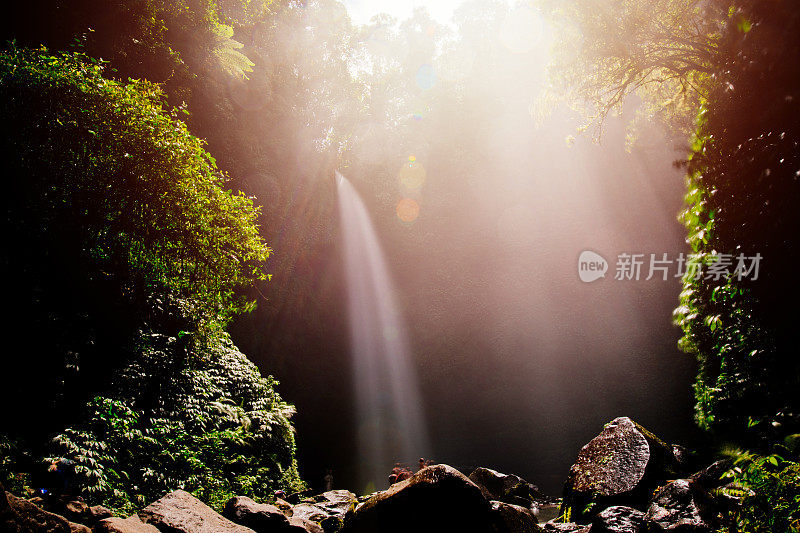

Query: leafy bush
[
  {"left": 47, "top": 329, "right": 304, "bottom": 514},
  {"left": 724, "top": 450, "right": 800, "bottom": 533}
]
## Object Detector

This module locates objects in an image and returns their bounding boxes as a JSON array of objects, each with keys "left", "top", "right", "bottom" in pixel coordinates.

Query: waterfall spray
[{"left": 336, "top": 171, "right": 430, "bottom": 492}]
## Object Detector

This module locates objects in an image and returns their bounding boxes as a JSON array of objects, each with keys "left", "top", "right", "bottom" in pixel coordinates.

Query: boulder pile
[{"left": 1, "top": 416, "right": 737, "bottom": 533}]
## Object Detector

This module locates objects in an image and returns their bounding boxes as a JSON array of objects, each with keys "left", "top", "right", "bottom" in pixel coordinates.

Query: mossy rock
[{"left": 560, "top": 417, "right": 686, "bottom": 523}]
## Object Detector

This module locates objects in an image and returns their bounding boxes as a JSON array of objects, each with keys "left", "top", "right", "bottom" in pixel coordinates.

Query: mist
[{"left": 228, "top": 1, "right": 703, "bottom": 495}]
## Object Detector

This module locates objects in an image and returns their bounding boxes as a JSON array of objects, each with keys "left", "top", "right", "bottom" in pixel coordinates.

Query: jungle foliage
[
  {"left": 548, "top": 0, "right": 800, "bottom": 528},
  {"left": 0, "top": 46, "right": 301, "bottom": 511}
]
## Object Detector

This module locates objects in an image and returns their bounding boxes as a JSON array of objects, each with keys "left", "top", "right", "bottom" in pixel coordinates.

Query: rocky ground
[{"left": 1, "top": 417, "right": 739, "bottom": 532}]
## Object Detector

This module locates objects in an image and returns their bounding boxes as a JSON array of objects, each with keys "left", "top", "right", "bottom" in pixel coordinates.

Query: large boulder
[
  {"left": 139, "top": 490, "right": 255, "bottom": 533},
  {"left": 643, "top": 479, "right": 719, "bottom": 532},
  {"left": 561, "top": 417, "right": 685, "bottom": 522},
  {"left": 490, "top": 500, "right": 543, "bottom": 533},
  {"left": 223, "top": 496, "right": 293, "bottom": 532},
  {"left": 2, "top": 490, "right": 73, "bottom": 533},
  {"left": 96, "top": 516, "right": 161, "bottom": 533},
  {"left": 591, "top": 506, "right": 644, "bottom": 533},
  {"left": 341, "top": 464, "right": 493, "bottom": 533}
]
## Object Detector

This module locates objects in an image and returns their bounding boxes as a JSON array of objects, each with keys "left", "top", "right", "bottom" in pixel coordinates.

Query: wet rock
[
  {"left": 643, "top": 479, "right": 719, "bottom": 532},
  {"left": 561, "top": 417, "right": 684, "bottom": 522},
  {"left": 591, "top": 506, "right": 644, "bottom": 533},
  {"left": 139, "top": 490, "right": 254, "bottom": 533},
  {"left": 341, "top": 464, "right": 493, "bottom": 533},
  {"left": 490, "top": 500, "right": 543, "bottom": 533},
  {"left": 96, "top": 516, "right": 161, "bottom": 533},
  {"left": 223, "top": 496, "right": 292, "bottom": 532}
]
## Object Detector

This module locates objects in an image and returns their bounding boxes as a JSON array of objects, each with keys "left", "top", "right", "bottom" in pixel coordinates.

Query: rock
[
  {"left": 591, "top": 506, "right": 644, "bottom": 532},
  {"left": 341, "top": 464, "right": 493, "bottom": 533},
  {"left": 288, "top": 515, "right": 324, "bottom": 533},
  {"left": 671, "top": 446, "right": 696, "bottom": 474},
  {"left": 223, "top": 496, "right": 292, "bottom": 532},
  {"left": 63, "top": 500, "right": 90, "bottom": 522},
  {"left": 490, "top": 500, "right": 543, "bottom": 533},
  {"left": 311, "top": 490, "right": 357, "bottom": 520},
  {"left": 28, "top": 497, "right": 46, "bottom": 508},
  {"left": 536, "top": 503, "right": 562, "bottom": 523},
  {"left": 470, "top": 468, "right": 523, "bottom": 500},
  {"left": 689, "top": 460, "right": 734, "bottom": 490},
  {"left": 542, "top": 522, "right": 590, "bottom": 532},
  {"left": 68, "top": 521, "right": 91, "bottom": 533},
  {"left": 291, "top": 504, "right": 329, "bottom": 523},
  {"left": 275, "top": 499, "right": 294, "bottom": 515},
  {"left": 643, "top": 479, "right": 719, "bottom": 532},
  {"left": 469, "top": 467, "right": 544, "bottom": 508},
  {"left": 139, "top": 490, "right": 255, "bottom": 533},
  {"left": 89, "top": 505, "right": 113, "bottom": 522},
  {"left": 96, "top": 516, "right": 161, "bottom": 533},
  {"left": 561, "top": 417, "right": 684, "bottom": 522},
  {"left": 2, "top": 491, "right": 73, "bottom": 533}
]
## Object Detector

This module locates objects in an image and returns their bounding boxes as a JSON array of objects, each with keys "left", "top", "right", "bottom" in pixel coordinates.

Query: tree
[
  {"left": 0, "top": 47, "right": 302, "bottom": 509},
  {"left": 541, "top": 0, "right": 726, "bottom": 138}
]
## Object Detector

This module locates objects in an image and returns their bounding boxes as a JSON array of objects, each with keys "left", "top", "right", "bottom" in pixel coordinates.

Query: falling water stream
[{"left": 336, "top": 171, "right": 430, "bottom": 492}]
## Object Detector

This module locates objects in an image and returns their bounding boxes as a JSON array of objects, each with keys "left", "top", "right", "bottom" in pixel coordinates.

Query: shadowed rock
[
  {"left": 490, "top": 500, "right": 543, "bottom": 533},
  {"left": 223, "top": 496, "right": 292, "bottom": 532},
  {"left": 139, "top": 490, "right": 255, "bottom": 533},
  {"left": 644, "top": 479, "right": 719, "bottom": 532},
  {"left": 469, "top": 467, "right": 546, "bottom": 509},
  {"left": 341, "top": 464, "right": 493, "bottom": 533},
  {"left": 561, "top": 417, "right": 684, "bottom": 522},
  {"left": 2, "top": 489, "right": 73, "bottom": 533},
  {"left": 591, "top": 506, "right": 644, "bottom": 533}
]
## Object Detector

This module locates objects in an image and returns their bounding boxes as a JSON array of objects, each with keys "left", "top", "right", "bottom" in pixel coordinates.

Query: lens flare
[
  {"left": 397, "top": 198, "right": 421, "bottom": 223},
  {"left": 399, "top": 160, "right": 426, "bottom": 190}
]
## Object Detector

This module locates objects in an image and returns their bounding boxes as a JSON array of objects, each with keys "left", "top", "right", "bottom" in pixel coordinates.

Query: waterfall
[{"left": 336, "top": 171, "right": 430, "bottom": 492}]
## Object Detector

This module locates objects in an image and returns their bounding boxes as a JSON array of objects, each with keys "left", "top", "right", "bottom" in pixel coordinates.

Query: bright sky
[{"left": 342, "top": 0, "right": 478, "bottom": 26}]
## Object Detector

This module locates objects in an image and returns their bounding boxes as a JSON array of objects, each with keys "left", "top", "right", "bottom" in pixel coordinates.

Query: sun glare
[{"left": 343, "top": 0, "right": 506, "bottom": 26}]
